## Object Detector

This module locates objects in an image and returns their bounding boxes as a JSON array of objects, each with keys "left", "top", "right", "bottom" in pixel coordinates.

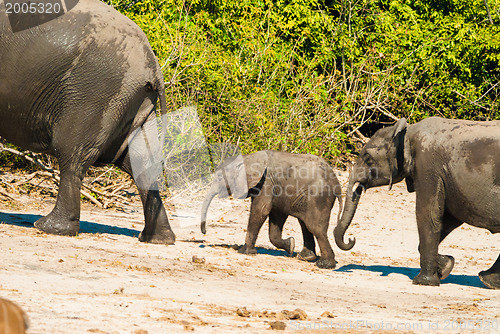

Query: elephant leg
[
  {"left": 297, "top": 219, "right": 317, "bottom": 262},
  {"left": 436, "top": 212, "right": 462, "bottom": 280},
  {"left": 412, "top": 178, "right": 445, "bottom": 286},
  {"left": 34, "top": 165, "right": 85, "bottom": 236},
  {"left": 115, "top": 149, "right": 175, "bottom": 244},
  {"left": 239, "top": 196, "right": 271, "bottom": 255},
  {"left": 479, "top": 254, "right": 500, "bottom": 289},
  {"left": 305, "top": 212, "right": 336, "bottom": 269},
  {"left": 268, "top": 211, "right": 295, "bottom": 256}
]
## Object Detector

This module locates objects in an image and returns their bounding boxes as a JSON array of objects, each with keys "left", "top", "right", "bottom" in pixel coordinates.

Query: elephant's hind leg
[
  {"left": 436, "top": 212, "right": 462, "bottom": 280},
  {"left": 135, "top": 186, "right": 175, "bottom": 245},
  {"left": 305, "top": 211, "right": 336, "bottom": 269},
  {"left": 34, "top": 166, "right": 84, "bottom": 236},
  {"left": 268, "top": 211, "right": 295, "bottom": 256},
  {"left": 115, "top": 148, "right": 175, "bottom": 245},
  {"left": 297, "top": 219, "right": 317, "bottom": 262},
  {"left": 479, "top": 254, "right": 500, "bottom": 289}
]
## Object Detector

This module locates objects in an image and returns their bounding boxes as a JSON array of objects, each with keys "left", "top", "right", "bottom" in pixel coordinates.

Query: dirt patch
[{"left": 0, "top": 170, "right": 499, "bottom": 333}]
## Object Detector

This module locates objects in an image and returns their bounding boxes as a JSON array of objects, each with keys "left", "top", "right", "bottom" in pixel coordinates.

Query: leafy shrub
[
  {"left": 4, "top": 0, "right": 500, "bottom": 171},
  {"left": 105, "top": 0, "right": 500, "bottom": 164}
]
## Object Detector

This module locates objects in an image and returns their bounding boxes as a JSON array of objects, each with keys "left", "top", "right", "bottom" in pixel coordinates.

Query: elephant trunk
[
  {"left": 200, "top": 183, "right": 219, "bottom": 234},
  {"left": 334, "top": 178, "right": 364, "bottom": 251}
]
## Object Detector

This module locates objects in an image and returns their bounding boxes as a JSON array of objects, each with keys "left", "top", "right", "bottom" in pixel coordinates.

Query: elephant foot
[
  {"left": 437, "top": 255, "right": 455, "bottom": 280},
  {"left": 315, "top": 257, "right": 336, "bottom": 269},
  {"left": 34, "top": 215, "right": 79, "bottom": 236},
  {"left": 479, "top": 270, "right": 500, "bottom": 290},
  {"left": 284, "top": 237, "right": 295, "bottom": 257},
  {"left": 412, "top": 272, "right": 440, "bottom": 286},
  {"left": 139, "top": 229, "right": 175, "bottom": 245},
  {"left": 238, "top": 244, "right": 257, "bottom": 255},
  {"left": 297, "top": 248, "right": 317, "bottom": 262}
]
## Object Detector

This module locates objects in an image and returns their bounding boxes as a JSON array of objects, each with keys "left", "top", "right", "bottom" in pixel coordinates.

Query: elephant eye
[{"left": 363, "top": 154, "right": 374, "bottom": 166}]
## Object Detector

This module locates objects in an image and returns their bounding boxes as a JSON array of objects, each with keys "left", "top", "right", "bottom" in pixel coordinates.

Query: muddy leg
[
  {"left": 304, "top": 213, "right": 335, "bottom": 269},
  {"left": 479, "top": 254, "right": 500, "bottom": 289},
  {"left": 34, "top": 166, "right": 83, "bottom": 236},
  {"left": 412, "top": 178, "right": 445, "bottom": 286},
  {"left": 297, "top": 219, "right": 316, "bottom": 261},
  {"left": 436, "top": 212, "right": 462, "bottom": 280},
  {"left": 268, "top": 211, "right": 295, "bottom": 256},
  {"left": 239, "top": 196, "right": 271, "bottom": 255},
  {"left": 116, "top": 149, "right": 175, "bottom": 244}
]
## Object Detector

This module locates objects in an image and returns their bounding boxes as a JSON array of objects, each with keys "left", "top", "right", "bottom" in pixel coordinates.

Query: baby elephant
[
  {"left": 0, "top": 298, "right": 29, "bottom": 334},
  {"left": 201, "top": 150, "right": 343, "bottom": 269}
]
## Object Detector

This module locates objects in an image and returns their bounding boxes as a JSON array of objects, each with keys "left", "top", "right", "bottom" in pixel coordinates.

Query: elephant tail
[
  {"left": 158, "top": 80, "right": 167, "bottom": 115},
  {"left": 150, "top": 48, "right": 167, "bottom": 116}
]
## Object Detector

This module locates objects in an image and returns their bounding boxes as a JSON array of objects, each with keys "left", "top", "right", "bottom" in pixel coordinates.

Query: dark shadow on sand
[
  {"left": 0, "top": 212, "right": 140, "bottom": 238},
  {"left": 199, "top": 243, "right": 294, "bottom": 258},
  {"left": 335, "top": 264, "right": 486, "bottom": 289}
]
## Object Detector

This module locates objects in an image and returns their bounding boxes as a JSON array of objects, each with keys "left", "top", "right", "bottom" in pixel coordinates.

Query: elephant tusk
[
  {"left": 352, "top": 182, "right": 366, "bottom": 195},
  {"left": 352, "top": 182, "right": 360, "bottom": 194}
]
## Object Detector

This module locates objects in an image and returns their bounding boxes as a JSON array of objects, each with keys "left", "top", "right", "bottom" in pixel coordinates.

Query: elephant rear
[
  {"left": 0, "top": 0, "right": 166, "bottom": 160},
  {"left": 0, "top": 0, "right": 174, "bottom": 241}
]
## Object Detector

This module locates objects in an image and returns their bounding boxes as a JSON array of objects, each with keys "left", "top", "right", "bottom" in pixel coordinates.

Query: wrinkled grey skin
[
  {"left": 0, "top": 0, "right": 175, "bottom": 243},
  {"left": 201, "top": 150, "right": 343, "bottom": 269},
  {"left": 335, "top": 117, "right": 500, "bottom": 288}
]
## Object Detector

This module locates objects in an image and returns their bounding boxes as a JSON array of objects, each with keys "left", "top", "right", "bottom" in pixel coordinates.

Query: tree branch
[{"left": 0, "top": 142, "right": 131, "bottom": 208}]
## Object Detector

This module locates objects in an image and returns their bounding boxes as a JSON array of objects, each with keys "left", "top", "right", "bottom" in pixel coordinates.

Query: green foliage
[
  {"left": 0, "top": 142, "right": 31, "bottom": 169},
  {"left": 0, "top": 142, "right": 57, "bottom": 171},
  {"left": 102, "top": 1, "right": 500, "bottom": 162},
  {"left": 2, "top": 1, "right": 498, "bottom": 172}
]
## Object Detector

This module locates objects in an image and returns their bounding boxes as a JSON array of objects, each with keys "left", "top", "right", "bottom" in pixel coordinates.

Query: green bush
[
  {"left": 104, "top": 0, "right": 500, "bottom": 164},
  {"left": 4, "top": 0, "right": 500, "bottom": 170}
]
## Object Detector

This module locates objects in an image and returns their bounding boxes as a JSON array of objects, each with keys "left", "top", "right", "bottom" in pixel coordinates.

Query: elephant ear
[
  {"left": 388, "top": 118, "right": 408, "bottom": 190},
  {"left": 244, "top": 150, "right": 269, "bottom": 193},
  {"left": 222, "top": 154, "right": 248, "bottom": 199},
  {"left": 392, "top": 118, "right": 408, "bottom": 138}
]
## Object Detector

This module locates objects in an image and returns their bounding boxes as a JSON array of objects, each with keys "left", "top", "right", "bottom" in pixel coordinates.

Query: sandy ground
[{"left": 0, "top": 170, "right": 499, "bottom": 334}]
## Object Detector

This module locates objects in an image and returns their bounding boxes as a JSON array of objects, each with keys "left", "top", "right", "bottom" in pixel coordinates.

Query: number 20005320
[{"left": 5, "top": 1, "right": 63, "bottom": 14}]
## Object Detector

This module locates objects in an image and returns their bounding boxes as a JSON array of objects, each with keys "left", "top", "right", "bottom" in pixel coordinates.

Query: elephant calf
[
  {"left": 335, "top": 117, "right": 500, "bottom": 289},
  {"left": 201, "top": 150, "right": 343, "bottom": 269}
]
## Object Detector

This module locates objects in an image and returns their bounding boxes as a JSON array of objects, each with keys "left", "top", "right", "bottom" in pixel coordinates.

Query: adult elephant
[
  {"left": 201, "top": 150, "right": 343, "bottom": 269},
  {"left": 334, "top": 117, "right": 500, "bottom": 289},
  {"left": 0, "top": 0, "right": 175, "bottom": 243}
]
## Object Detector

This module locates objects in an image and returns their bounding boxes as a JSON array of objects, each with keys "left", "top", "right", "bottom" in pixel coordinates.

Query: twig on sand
[{"left": 0, "top": 142, "right": 132, "bottom": 208}]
